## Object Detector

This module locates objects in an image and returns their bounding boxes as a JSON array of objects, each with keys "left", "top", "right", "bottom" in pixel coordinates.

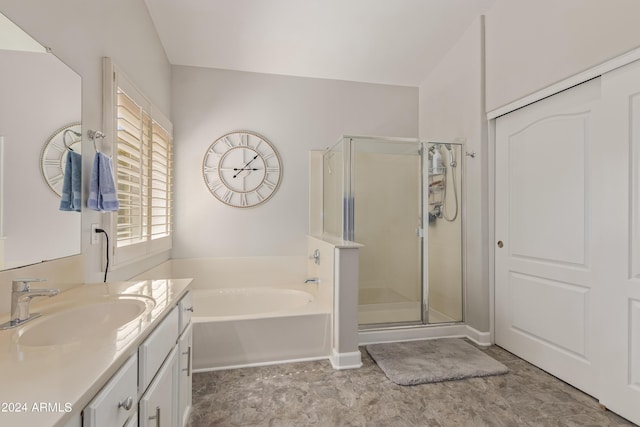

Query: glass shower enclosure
[{"left": 323, "top": 136, "right": 463, "bottom": 328}]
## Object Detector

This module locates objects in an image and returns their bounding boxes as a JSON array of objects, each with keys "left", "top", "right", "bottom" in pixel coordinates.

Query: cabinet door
[
  {"left": 139, "top": 348, "right": 177, "bottom": 427},
  {"left": 139, "top": 307, "right": 179, "bottom": 393},
  {"left": 178, "top": 324, "right": 193, "bottom": 427},
  {"left": 124, "top": 412, "right": 138, "bottom": 427}
]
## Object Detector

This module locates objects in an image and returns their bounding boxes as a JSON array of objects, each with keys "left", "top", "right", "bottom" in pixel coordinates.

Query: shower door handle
[{"left": 497, "top": 240, "right": 504, "bottom": 248}]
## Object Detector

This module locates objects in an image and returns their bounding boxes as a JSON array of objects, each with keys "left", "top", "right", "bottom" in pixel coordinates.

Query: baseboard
[
  {"left": 329, "top": 350, "right": 362, "bottom": 370},
  {"left": 464, "top": 325, "right": 492, "bottom": 347},
  {"left": 358, "top": 323, "right": 492, "bottom": 347}
]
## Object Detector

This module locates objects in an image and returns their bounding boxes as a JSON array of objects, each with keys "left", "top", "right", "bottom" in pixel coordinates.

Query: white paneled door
[
  {"left": 496, "top": 63, "right": 640, "bottom": 424},
  {"left": 495, "top": 79, "right": 603, "bottom": 397},
  {"left": 595, "top": 61, "right": 640, "bottom": 424}
]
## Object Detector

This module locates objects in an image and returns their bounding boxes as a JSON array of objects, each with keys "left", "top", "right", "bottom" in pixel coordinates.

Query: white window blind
[{"left": 104, "top": 58, "right": 172, "bottom": 267}]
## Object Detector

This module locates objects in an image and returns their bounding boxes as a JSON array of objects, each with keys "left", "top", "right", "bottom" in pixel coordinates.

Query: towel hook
[{"left": 87, "top": 130, "right": 106, "bottom": 153}]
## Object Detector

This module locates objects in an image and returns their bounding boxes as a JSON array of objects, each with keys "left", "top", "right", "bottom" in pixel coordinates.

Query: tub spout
[{"left": 304, "top": 278, "right": 320, "bottom": 284}]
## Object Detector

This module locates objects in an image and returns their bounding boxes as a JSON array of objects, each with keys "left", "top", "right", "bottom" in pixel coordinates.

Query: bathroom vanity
[{"left": 0, "top": 279, "right": 192, "bottom": 427}]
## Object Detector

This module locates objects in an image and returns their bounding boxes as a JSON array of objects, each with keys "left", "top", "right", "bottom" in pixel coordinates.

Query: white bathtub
[
  {"left": 192, "top": 286, "right": 331, "bottom": 371},
  {"left": 193, "top": 287, "right": 315, "bottom": 319}
]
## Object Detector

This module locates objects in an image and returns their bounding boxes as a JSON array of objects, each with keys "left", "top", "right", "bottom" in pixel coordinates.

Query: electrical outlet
[{"left": 91, "top": 223, "right": 100, "bottom": 245}]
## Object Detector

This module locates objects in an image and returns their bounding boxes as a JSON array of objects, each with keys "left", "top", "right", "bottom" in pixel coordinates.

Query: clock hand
[{"left": 233, "top": 155, "right": 259, "bottom": 178}]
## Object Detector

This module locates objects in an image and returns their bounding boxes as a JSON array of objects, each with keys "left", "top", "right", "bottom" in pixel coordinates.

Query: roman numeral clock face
[{"left": 202, "top": 131, "right": 282, "bottom": 207}]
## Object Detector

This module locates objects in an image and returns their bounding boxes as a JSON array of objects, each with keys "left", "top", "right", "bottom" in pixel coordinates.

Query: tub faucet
[
  {"left": 0, "top": 278, "right": 59, "bottom": 329},
  {"left": 309, "top": 249, "right": 320, "bottom": 265},
  {"left": 304, "top": 278, "right": 320, "bottom": 284}
]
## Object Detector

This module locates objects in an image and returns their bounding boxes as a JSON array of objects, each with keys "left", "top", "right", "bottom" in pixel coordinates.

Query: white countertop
[{"left": 0, "top": 278, "right": 192, "bottom": 427}]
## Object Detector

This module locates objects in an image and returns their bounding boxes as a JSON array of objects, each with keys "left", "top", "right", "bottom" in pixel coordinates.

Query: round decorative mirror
[{"left": 40, "top": 122, "right": 81, "bottom": 196}]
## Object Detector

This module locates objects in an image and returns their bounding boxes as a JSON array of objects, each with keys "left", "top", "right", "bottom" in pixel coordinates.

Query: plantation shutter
[
  {"left": 115, "top": 88, "right": 151, "bottom": 248},
  {"left": 104, "top": 58, "right": 172, "bottom": 267},
  {"left": 150, "top": 120, "right": 172, "bottom": 240}
]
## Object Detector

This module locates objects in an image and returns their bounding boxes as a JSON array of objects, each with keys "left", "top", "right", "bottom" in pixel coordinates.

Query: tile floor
[{"left": 188, "top": 342, "right": 634, "bottom": 426}]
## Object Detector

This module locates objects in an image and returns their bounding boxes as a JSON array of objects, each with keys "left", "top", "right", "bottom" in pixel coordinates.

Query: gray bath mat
[{"left": 366, "top": 338, "right": 508, "bottom": 386}]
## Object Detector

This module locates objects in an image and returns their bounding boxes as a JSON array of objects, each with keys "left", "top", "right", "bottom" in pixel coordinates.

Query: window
[{"left": 104, "top": 58, "right": 172, "bottom": 267}]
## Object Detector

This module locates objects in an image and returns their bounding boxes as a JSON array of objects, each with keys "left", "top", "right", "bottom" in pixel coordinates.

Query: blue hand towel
[
  {"left": 59, "top": 150, "right": 82, "bottom": 212},
  {"left": 87, "top": 152, "right": 120, "bottom": 212}
]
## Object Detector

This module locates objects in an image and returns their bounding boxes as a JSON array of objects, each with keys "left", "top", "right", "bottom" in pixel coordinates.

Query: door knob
[{"left": 497, "top": 241, "right": 504, "bottom": 248}]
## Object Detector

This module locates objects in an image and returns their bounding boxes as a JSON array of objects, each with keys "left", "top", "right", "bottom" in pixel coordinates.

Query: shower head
[{"left": 444, "top": 144, "right": 456, "bottom": 167}]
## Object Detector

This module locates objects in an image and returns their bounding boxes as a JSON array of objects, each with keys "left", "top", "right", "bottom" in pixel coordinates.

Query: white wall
[
  {"left": 0, "top": 0, "right": 172, "bottom": 282},
  {"left": 419, "top": 17, "right": 488, "bottom": 331},
  {"left": 485, "top": 0, "right": 640, "bottom": 112},
  {"left": 171, "top": 66, "right": 418, "bottom": 258}
]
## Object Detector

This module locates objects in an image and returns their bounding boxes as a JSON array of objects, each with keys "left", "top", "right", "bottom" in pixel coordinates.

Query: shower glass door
[{"left": 350, "top": 137, "right": 424, "bottom": 326}]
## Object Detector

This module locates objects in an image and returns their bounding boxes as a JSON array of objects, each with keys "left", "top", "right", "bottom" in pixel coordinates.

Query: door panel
[
  {"left": 508, "top": 114, "right": 588, "bottom": 266},
  {"left": 631, "top": 300, "right": 640, "bottom": 388},
  {"left": 595, "top": 60, "right": 640, "bottom": 424},
  {"left": 509, "top": 272, "right": 589, "bottom": 358},
  {"left": 495, "top": 78, "right": 601, "bottom": 396}
]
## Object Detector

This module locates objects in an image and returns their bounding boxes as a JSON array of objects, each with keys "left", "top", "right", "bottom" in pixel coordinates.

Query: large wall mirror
[{"left": 0, "top": 12, "right": 82, "bottom": 270}]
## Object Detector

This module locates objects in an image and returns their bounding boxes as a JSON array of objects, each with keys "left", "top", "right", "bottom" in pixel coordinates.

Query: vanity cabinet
[
  {"left": 139, "top": 348, "right": 177, "bottom": 427},
  {"left": 81, "top": 290, "right": 193, "bottom": 427}
]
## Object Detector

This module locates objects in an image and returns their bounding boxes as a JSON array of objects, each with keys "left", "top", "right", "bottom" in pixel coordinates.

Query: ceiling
[{"left": 144, "top": 0, "right": 494, "bottom": 87}]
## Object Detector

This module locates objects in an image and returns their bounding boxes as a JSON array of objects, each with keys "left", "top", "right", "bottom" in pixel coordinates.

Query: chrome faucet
[
  {"left": 1, "top": 278, "right": 59, "bottom": 329},
  {"left": 309, "top": 249, "right": 320, "bottom": 265},
  {"left": 304, "top": 278, "right": 320, "bottom": 284}
]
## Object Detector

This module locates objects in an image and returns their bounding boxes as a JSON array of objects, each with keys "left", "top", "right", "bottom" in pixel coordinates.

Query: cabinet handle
[
  {"left": 117, "top": 396, "right": 133, "bottom": 411},
  {"left": 184, "top": 306, "right": 194, "bottom": 312},
  {"left": 183, "top": 346, "right": 192, "bottom": 377},
  {"left": 148, "top": 406, "right": 161, "bottom": 425}
]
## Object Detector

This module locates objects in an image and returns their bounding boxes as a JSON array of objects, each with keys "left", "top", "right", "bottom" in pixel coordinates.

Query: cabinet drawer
[
  {"left": 178, "top": 291, "right": 193, "bottom": 333},
  {"left": 83, "top": 353, "right": 138, "bottom": 427},
  {"left": 139, "top": 307, "right": 179, "bottom": 393}
]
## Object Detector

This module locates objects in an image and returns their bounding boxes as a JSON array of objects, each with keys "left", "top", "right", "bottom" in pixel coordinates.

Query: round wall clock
[
  {"left": 40, "top": 122, "right": 82, "bottom": 196},
  {"left": 202, "top": 131, "right": 282, "bottom": 208}
]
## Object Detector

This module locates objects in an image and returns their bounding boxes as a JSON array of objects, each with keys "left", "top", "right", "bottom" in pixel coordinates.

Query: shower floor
[
  {"left": 358, "top": 288, "right": 421, "bottom": 325},
  {"left": 427, "top": 307, "right": 456, "bottom": 323},
  {"left": 358, "top": 288, "right": 458, "bottom": 325},
  {"left": 359, "top": 288, "right": 414, "bottom": 305}
]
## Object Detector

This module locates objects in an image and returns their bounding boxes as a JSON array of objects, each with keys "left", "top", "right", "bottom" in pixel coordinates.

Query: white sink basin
[{"left": 16, "top": 297, "right": 154, "bottom": 347}]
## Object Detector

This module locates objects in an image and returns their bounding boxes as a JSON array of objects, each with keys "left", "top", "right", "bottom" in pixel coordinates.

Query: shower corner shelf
[{"left": 428, "top": 167, "right": 445, "bottom": 175}]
